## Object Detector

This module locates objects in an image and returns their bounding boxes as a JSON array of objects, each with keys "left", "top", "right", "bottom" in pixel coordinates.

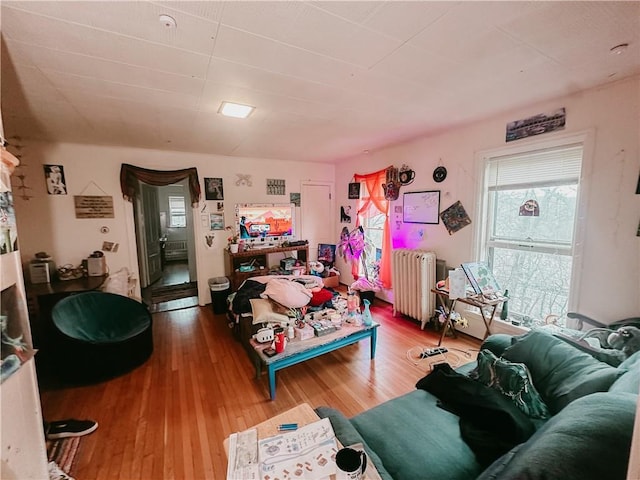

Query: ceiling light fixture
[
  {"left": 609, "top": 43, "right": 629, "bottom": 55},
  {"left": 159, "top": 14, "right": 177, "bottom": 29},
  {"left": 218, "top": 102, "right": 255, "bottom": 119}
]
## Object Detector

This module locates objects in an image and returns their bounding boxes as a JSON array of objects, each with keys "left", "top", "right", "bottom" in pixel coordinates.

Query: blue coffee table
[{"left": 251, "top": 321, "right": 379, "bottom": 400}]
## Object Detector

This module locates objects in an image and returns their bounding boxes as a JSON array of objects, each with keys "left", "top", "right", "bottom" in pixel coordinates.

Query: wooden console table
[
  {"left": 431, "top": 288, "right": 505, "bottom": 346},
  {"left": 224, "top": 244, "right": 309, "bottom": 291}
]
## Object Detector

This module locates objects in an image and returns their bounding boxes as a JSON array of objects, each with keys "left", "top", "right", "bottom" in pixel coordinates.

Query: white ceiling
[{"left": 1, "top": 1, "right": 639, "bottom": 163}]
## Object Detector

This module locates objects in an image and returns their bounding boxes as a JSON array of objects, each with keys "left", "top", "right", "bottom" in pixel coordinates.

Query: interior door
[
  {"left": 301, "top": 181, "right": 335, "bottom": 261},
  {"left": 136, "top": 182, "right": 162, "bottom": 287}
]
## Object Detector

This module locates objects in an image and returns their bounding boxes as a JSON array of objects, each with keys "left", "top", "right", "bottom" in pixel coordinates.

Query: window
[
  {"left": 479, "top": 143, "right": 583, "bottom": 326},
  {"left": 168, "top": 195, "right": 186, "bottom": 228},
  {"left": 358, "top": 187, "right": 385, "bottom": 277}
]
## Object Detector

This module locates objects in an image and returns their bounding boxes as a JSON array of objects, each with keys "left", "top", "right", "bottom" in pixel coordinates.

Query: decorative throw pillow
[
  {"left": 249, "top": 298, "right": 290, "bottom": 325},
  {"left": 473, "top": 349, "right": 550, "bottom": 419}
]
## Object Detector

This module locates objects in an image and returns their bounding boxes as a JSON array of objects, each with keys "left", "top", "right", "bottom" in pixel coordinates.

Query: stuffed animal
[
  {"left": 606, "top": 326, "right": 640, "bottom": 358},
  {"left": 581, "top": 326, "right": 640, "bottom": 359}
]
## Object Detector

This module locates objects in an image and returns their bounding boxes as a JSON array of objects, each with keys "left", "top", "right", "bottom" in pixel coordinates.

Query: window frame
[
  {"left": 357, "top": 183, "right": 386, "bottom": 277},
  {"left": 473, "top": 130, "right": 594, "bottom": 321}
]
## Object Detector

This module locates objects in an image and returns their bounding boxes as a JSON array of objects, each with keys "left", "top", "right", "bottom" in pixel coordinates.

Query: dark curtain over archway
[{"left": 120, "top": 164, "right": 201, "bottom": 206}]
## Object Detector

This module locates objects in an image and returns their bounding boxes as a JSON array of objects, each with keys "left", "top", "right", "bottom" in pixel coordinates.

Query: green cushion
[
  {"left": 349, "top": 390, "right": 482, "bottom": 480},
  {"left": 610, "top": 350, "right": 640, "bottom": 394},
  {"left": 52, "top": 291, "right": 151, "bottom": 343},
  {"left": 502, "top": 330, "right": 621, "bottom": 413},
  {"left": 473, "top": 349, "right": 550, "bottom": 419},
  {"left": 481, "top": 334, "right": 517, "bottom": 357},
  {"left": 314, "top": 406, "right": 392, "bottom": 480},
  {"left": 476, "top": 392, "right": 637, "bottom": 480}
]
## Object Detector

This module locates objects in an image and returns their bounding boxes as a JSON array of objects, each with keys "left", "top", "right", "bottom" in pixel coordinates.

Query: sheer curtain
[{"left": 353, "top": 167, "right": 392, "bottom": 288}]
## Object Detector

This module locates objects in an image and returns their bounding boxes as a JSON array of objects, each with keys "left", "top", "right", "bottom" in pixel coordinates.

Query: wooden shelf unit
[{"left": 224, "top": 244, "right": 309, "bottom": 291}]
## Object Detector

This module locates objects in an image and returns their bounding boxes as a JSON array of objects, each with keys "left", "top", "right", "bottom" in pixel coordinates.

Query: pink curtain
[{"left": 353, "top": 167, "right": 392, "bottom": 288}]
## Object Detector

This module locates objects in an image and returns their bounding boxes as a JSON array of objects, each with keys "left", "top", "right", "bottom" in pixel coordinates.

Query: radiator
[
  {"left": 392, "top": 249, "right": 437, "bottom": 329},
  {"left": 164, "top": 240, "right": 188, "bottom": 260}
]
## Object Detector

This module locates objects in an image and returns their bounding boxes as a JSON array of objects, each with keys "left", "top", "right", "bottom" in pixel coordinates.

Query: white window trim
[{"left": 471, "top": 129, "right": 595, "bottom": 321}]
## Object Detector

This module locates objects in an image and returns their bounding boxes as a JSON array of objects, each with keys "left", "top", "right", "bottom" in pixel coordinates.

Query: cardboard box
[
  {"left": 295, "top": 324, "right": 315, "bottom": 341},
  {"left": 322, "top": 274, "right": 340, "bottom": 288}
]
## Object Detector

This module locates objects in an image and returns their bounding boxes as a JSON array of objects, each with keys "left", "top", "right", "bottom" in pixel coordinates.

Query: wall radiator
[
  {"left": 164, "top": 240, "right": 188, "bottom": 261},
  {"left": 392, "top": 249, "right": 437, "bottom": 329}
]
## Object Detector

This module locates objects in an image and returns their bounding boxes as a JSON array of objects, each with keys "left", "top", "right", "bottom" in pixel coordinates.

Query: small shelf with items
[
  {"left": 225, "top": 244, "right": 309, "bottom": 291},
  {"left": 431, "top": 288, "right": 506, "bottom": 346}
]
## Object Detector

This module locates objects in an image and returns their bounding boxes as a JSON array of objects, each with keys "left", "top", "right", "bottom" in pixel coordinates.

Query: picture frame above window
[{"left": 403, "top": 190, "right": 440, "bottom": 224}]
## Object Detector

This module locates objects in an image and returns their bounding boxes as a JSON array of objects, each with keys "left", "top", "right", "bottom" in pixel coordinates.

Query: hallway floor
[{"left": 142, "top": 261, "right": 198, "bottom": 312}]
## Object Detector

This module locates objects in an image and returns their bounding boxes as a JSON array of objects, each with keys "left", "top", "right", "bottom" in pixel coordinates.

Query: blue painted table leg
[
  {"left": 370, "top": 328, "right": 377, "bottom": 358},
  {"left": 268, "top": 365, "right": 276, "bottom": 400}
]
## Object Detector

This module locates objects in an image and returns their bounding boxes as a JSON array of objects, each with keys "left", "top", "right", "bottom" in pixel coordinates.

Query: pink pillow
[{"left": 261, "top": 279, "right": 312, "bottom": 308}]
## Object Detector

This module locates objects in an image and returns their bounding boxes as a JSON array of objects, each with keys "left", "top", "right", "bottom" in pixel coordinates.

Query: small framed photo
[
  {"left": 44, "top": 164, "right": 68, "bottom": 195},
  {"left": 205, "top": 178, "right": 224, "bottom": 200},
  {"left": 209, "top": 213, "right": 224, "bottom": 230},
  {"left": 348, "top": 182, "right": 360, "bottom": 199}
]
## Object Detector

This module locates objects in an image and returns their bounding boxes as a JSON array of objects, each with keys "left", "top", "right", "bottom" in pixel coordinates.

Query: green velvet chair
[{"left": 51, "top": 291, "right": 153, "bottom": 383}]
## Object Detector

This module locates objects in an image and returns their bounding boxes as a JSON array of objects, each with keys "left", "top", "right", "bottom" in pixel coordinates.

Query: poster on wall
[
  {"left": 1, "top": 285, "right": 36, "bottom": 383},
  {"left": 290, "top": 192, "right": 301, "bottom": 206},
  {"left": 506, "top": 108, "right": 566, "bottom": 142},
  {"left": 440, "top": 200, "right": 471, "bottom": 235},
  {"left": 0, "top": 191, "right": 18, "bottom": 254},
  {"left": 348, "top": 182, "right": 360, "bottom": 199},
  {"left": 205, "top": 178, "right": 224, "bottom": 200},
  {"left": 340, "top": 206, "right": 352, "bottom": 223},
  {"left": 43, "top": 164, "right": 68, "bottom": 195}
]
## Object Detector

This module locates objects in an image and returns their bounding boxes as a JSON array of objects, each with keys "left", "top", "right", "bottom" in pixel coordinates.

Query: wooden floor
[{"left": 39, "top": 297, "right": 481, "bottom": 479}]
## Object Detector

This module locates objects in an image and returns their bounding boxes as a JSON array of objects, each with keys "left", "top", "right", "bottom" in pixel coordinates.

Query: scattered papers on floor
[{"left": 227, "top": 418, "right": 338, "bottom": 480}]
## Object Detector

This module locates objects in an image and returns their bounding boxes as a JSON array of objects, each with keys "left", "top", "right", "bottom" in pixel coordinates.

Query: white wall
[
  {"left": 335, "top": 75, "right": 640, "bottom": 324},
  {"left": 13, "top": 144, "right": 335, "bottom": 304}
]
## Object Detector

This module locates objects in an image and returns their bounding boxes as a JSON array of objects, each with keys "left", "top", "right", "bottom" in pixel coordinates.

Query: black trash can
[{"left": 208, "top": 277, "right": 231, "bottom": 314}]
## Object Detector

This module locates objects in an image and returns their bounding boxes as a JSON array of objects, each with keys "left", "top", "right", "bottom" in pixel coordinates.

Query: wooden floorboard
[{"left": 39, "top": 297, "right": 481, "bottom": 479}]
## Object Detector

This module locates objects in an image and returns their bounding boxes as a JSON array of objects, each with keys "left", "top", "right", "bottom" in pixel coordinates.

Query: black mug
[{"left": 335, "top": 447, "right": 367, "bottom": 479}]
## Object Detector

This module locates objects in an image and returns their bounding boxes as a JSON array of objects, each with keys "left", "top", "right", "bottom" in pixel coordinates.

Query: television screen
[{"left": 236, "top": 203, "right": 295, "bottom": 239}]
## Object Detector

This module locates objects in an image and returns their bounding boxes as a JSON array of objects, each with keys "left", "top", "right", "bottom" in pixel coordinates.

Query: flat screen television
[{"left": 235, "top": 203, "right": 295, "bottom": 242}]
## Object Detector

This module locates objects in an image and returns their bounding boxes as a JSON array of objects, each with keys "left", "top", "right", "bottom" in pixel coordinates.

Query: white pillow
[
  {"left": 261, "top": 278, "right": 312, "bottom": 308},
  {"left": 249, "top": 298, "right": 290, "bottom": 325}
]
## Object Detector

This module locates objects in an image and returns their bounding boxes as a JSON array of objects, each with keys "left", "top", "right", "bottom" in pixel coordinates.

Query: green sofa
[{"left": 317, "top": 330, "right": 640, "bottom": 480}]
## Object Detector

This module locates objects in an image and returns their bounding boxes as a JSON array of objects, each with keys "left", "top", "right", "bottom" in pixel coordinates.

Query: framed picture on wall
[
  {"left": 205, "top": 178, "right": 224, "bottom": 200},
  {"left": 348, "top": 182, "right": 360, "bottom": 199},
  {"left": 209, "top": 213, "right": 224, "bottom": 230}
]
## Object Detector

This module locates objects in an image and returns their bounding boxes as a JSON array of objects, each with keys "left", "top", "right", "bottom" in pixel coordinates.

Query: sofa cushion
[
  {"left": 481, "top": 333, "right": 516, "bottom": 357},
  {"left": 476, "top": 391, "right": 637, "bottom": 480},
  {"left": 349, "top": 389, "right": 483, "bottom": 480},
  {"left": 610, "top": 350, "right": 640, "bottom": 394},
  {"left": 502, "top": 330, "right": 621, "bottom": 413},
  {"left": 314, "top": 406, "right": 392, "bottom": 480},
  {"left": 473, "top": 349, "right": 550, "bottom": 419}
]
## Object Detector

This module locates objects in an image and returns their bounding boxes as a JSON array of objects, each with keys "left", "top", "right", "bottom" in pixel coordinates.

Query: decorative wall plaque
[{"left": 74, "top": 195, "right": 114, "bottom": 218}]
